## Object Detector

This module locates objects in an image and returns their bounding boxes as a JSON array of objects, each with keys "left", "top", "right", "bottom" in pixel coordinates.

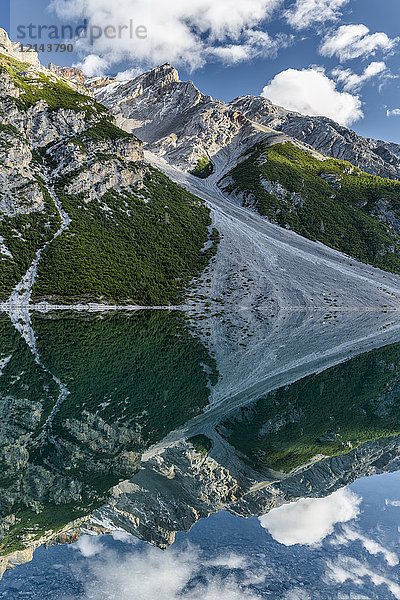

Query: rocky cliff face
[
  {"left": 0, "top": 28, "right": 39, "bottom": 67},
  {"left": 95, "top": 63, "right": 267, "bottom": 172},
  {"left": 48, "top": 63, "right": 86, "bottom": 84}
]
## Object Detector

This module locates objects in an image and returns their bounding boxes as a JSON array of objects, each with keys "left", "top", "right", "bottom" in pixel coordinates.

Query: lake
[{"left": 1, "top": 308, "right": 400, "bottom": 599}]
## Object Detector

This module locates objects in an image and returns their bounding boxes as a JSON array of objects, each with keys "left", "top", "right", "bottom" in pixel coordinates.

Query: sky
[
  {"left": 1, "top": 0, "right": 400, "bottom": 143},
  {"left": 2, "top": 471, "right": 400, "bottom": 599}
]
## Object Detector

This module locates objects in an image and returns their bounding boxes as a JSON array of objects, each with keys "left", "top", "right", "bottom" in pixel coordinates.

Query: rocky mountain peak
[
  {"left": 118, "top": 62, "right": 181, "bottom": 96},
  {"left": 0, "top": 28, "right": 40, "bottom": 66},
  {"left": 48, "top": 62, "right": 86, "bottom": 83},
  {"left": 152, "top": 62, "right": 180, "bottom": 84}
]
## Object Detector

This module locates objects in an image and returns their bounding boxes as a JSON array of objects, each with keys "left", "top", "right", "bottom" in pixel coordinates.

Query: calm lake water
[{"left": 1, "top": 310, "right": 400, "bottom": 599}]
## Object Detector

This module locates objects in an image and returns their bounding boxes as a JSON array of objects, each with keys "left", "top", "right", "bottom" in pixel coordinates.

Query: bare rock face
[
  {"left": 0, "top": 128, "right": 45, "bottom": 216},
  {"left": 0, "top": 28, "right": 40, "bottom": 66},
  {"left": 95, "top": 63, "right": 264, "bottom": 172},
  {"left": 91, "top": 440, "right": 249, "bottom": 548},
  {"left": 21, "top": 102, "right": 90, "bottom": 147},
  {"left": 84, "top": 76, "right": 118, "bottom": 91},
  {"left": 48, "top": 63, "right": 86, "bottom": 83}
]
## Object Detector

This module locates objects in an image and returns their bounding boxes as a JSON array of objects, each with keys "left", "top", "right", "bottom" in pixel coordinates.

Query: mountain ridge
[{"left": 95, "top": 62, "right": 400, "bottom": 181}]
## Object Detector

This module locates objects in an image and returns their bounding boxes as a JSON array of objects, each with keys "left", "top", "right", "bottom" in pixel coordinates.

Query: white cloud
[
  {"left": 116, "top": 66, "right": 143, "bottom": 81},
  {"left": 325, "top": 556, "right": 400, "bottom": 600},
  {"left": 74, "top": 54, "right": 110, "bottom": 76},
  {"left": 50, "top": 0, "right": 285, "bottom": 71},
  {"left": 336, "top": 525, "right": 399, "bottom": 567},
  {"left": 332, "top": 61, "right": 387, "bottom": 92},
  {"left": 207, "top": 553, "right": 248, "bottom": 569},
  {"left": 285, "top": 0, "right": 349, "bottom": 30},
  {"left": 261, "top": 67, "right": 363, "bottom": 126},
  {"left": 68, "top": 543, "right": 259, "bottom": 600},
  {"left": 320, "top": 24, "right": 398, "bottom": 62},
  {"left": 74, "top": 535, "right": 104, "bottom": 558},
  {"left": 259, "top": 488, "right": 361, "bottom": 546},
  {"left": 387, "top": 109, "right": 400, "bottom": 118},
  {"left": 209, "top": 30, "right": 292, "bottom": 64},
  {"left": 111, "top": 530, "right": 139, "bottom": 543}
]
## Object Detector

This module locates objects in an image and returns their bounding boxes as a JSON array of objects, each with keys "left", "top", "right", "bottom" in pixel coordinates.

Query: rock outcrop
[
  {"left": 0, "top": 28, "right": 39, "bottom": 66},
  {"left": 48, "top": 63, "right": 86, "bottom": 83}
]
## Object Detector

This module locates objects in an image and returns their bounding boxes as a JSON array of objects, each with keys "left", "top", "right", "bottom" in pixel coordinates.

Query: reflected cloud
[
  {"left": 74, "top": 535, "right": 104, "bottom": 558},
  {"left": 325, "top": 556, "right": 400, "bottom": 600},
  {"left": 386, "top": 499, "right": 400, "bottom": 507},
  {"left": 66, "top": 544, "right": 260, "bottom": 600},
  {"left": 333, "top": 525, "right": 399, "bottom": 567},
  {"left": 259, "top": 488, "right": 361, "bottom": 546}
]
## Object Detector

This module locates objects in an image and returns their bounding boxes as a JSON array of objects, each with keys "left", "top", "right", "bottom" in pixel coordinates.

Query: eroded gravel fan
[{"left": 0, "top": 31, "right": 217, "bottom": 305}]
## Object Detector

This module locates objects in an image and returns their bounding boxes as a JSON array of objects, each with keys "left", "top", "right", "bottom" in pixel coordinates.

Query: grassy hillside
[
  {"left": 223, "top": 141, "right": 400, "bottom": 273},
  {"left": 0, "top": 53, "right": 107, "bottom": 118},
  {"left": 32, "top": 167, "right": 218, "bottom": 305},
  {"left": 220, "top": 341, "right": 400, "bottom": 473}
]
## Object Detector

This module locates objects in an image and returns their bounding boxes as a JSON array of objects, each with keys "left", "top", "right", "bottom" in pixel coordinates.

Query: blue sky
[{"left": 1, "top": 0, "right": 400, "bottom": 143}]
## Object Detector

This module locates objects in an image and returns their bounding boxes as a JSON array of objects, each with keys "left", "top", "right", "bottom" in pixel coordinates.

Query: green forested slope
[
  {"left": 221, "top": 341, "right": 400, "bottom": 473},
  {"left": 223, "top": 141, "right": 400, "bottom": 272},
  {"left": 0, "top": 52, "right": 217, "bottom": 304}
]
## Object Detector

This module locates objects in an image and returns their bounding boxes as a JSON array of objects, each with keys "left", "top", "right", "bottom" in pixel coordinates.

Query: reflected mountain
[
  {"left": 0, "top": 311, "right": 217, "bottom": 571},
  {"left": 1, "top": 309, "right": 400, "bottom": 576},
  {"left": 220, "top": 342, "right": 400, "bottom": 473}
]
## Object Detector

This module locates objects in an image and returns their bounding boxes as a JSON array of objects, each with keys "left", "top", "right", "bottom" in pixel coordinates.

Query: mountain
[
  {"left": 1, "top": 28, "right": 400, "bottom": 305},
  {"left": 230, "top": 95, "right": 400, "bottom": 180},
  {"left": 59, "top": 337, "right": 400, "bottom": 549},
  {"left": 95, "top": 63, "right": 270, "bottom": 174},
  {"left": 96, "top": 63, "right": 400, "bottom": 180},
  {"left": 0, "top": 30, "right": 216, "bottom": 306},
  {"left": 2, "top": 26, "right": 400, "bottom": 582},
  {"left": 96, "top": 64, "right": 400, "bottom": 275}
]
